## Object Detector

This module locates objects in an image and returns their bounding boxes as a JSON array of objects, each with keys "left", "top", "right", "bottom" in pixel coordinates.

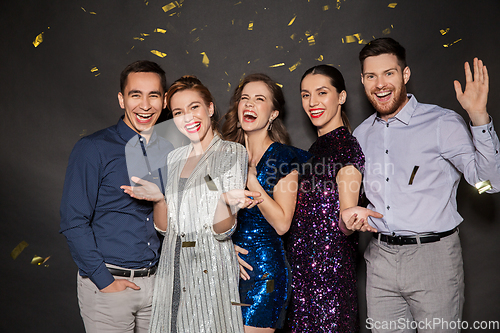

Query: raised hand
[
  {"left": 120, "top": 176, "right": 164, "bottom": 203},
  {"left": 341, "top": 206, "right": 382, "bottom": 233},
  {"left": 454, "top": 57, "right": 490, "bottom": 126}
]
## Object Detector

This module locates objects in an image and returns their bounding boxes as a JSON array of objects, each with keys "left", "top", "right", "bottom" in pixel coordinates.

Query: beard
[{"left": 367, "top": 85, "right": 408, "bottom": 118}]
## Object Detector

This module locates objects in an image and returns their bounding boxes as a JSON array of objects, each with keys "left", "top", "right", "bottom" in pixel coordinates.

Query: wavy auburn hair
[{"left": 222, "top": 73, "right": 290, "bottom": 145}]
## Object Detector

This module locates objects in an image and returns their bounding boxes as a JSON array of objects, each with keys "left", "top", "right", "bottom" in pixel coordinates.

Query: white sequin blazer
[{"left": 150, "top": 134, "right": 247, "bottom": 333}]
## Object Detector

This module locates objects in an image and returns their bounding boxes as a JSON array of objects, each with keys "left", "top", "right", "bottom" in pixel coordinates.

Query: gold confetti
[
  {"left": 90, "top": 67, "right": 98, "bottom": 72},
  {"left": 79, "top": 129, "right": 88, "bottom": 137},
  {"left": 134, "top": 37, "right": 145, "bottom": 41},
  {"left": 289, "top": 59, "right": 301, "bottom": 72},
  {"left": 89, "top": 11, "right": 96, "bottom": 15},
  {"left": 388, "top": 3, "right": 397, "bottom": 8},
  {"left": 162, "top": 2, "right": 177, "bottom": 12},
  {"left": 225, "top": 71, "right": 229, "bottom": 76},
  {"left": 31, "top": 255, "right": 50, "bottom": 265},
  {"left": 288, "top": 15, "right": 296, "bottom": 26},
  {"left": 343, "top": 33, "right": 365, "bottom": 44},
  {"left": 269, "top": 63, "right": 285, "bottom": 68},
  {"left": 94, "top": 73, "right": 100, "bottom": 77},
  {"left": 248, "top": 21, "right": 254, "bottom": 30},
  {"left": 154, "top": 28, "right": 167, "bottom": 33},
  {"left": 307, "top": 35, "right": 316, "bottom": 46},
  {"left": 234, "top": 1, "right": 242, "bottom": 5},
  {"left": 443, "top": 39, "right": 462, "bottom": 48},
  {"left": 140, "top": 33, "right": 150, "bottom": 37},
  {"left": 336, "top": 0, "right": 342, "bottom": 9},
  {"left": 276, "top": 45, "right": 283, "bottom": 50},
  {"left": 227, "top": 82, "right": 231, "bottom": 92},
  {"left": 11, "top": 241, "right": 28, "bottom": 260},
  {"left": 276, "top": 83, "right": 283, "bottom": 88},
  {"left": 169, "top": 12, "right": 178, "bottom": 16},
  {"left": 151, "top": 50, "right": 167, "bottom": 58},
  {"left": 190, "top": 28, "right": 197, "bottom": 34},
  {"left": 382, "top": 27, "right": 391, "bottom": 35},
  {"left": 316, "top": 55, "right": 324, "bottom": 61},
  {"left": 290, "top": 33, "right": 297, "bottom": 40},
  {"left": 323, "top": 5, "right": 329, "bottom": 11},
  {"left": 193, "top": 37, "right": 200, "bottom": 43},
  {"left": 440, "top": 28, "right": 450, "bottom": 35},
  {"left": 475, "top": 180, "right": 492, "bottom": 194},
  {"left": 81, "top": 7, "right": 86, "bottom": 12},
  {"left": 126, "top": 46, "right": 135, "bottom": 54},
  {"left": 200, "top": 52, "right": 209, "bottom": 67},
  {"left": 33, "top": 32, "right": 44, "bottom": 47}
]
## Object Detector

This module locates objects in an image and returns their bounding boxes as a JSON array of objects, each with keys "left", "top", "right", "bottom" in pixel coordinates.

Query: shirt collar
[
  {"left": 372, "top": 94, "right": 417, "bottom": 126},
  {"left": 116, "top": 116, "right": 159, "bottom": 147}
]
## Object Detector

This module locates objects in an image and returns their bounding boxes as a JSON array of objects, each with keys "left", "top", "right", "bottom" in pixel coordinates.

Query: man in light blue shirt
[{"left": 346, "top": 38, "right": 500, "bottom": 332}]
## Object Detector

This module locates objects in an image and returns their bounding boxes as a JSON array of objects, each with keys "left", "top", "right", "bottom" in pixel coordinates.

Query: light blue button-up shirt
[{"left": 354, "top": 94, "right": 500, "bottom": 235}]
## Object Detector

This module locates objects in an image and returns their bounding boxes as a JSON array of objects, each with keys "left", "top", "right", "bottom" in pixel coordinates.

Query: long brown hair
[
  {"left": 222, "top": 73, "right": 290, "bottom": 145},
  {"left": 166, "top": 75, "right": 220, "bottom": 134}
]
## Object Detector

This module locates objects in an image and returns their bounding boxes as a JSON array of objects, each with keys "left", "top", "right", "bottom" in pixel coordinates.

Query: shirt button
[
  {"left": 386, "top": 177, "right": 389, "bottom": 182},
  {"left": 183, "top": 287, "right": 186, "bottom": 292},
  {"left": 482, "top": 129, "right": 486, "bottom": 133},
  {"left": 181, "top": 232, "right": 185, "bottom": 237},
  {"left": 146, "top": 218, "right": 150, "bottom": 221},
  {"left": 386, "top": 123, "right": 389, "bottom": 127},
  {"left": 148, "top": 242, "right": 150, "bottom": 246},
  {"left": 387, "top": 205, "right": 390, "bottom": 210},
  {"left": 385, "top": 150, "right": 389, "bottom": 154}
]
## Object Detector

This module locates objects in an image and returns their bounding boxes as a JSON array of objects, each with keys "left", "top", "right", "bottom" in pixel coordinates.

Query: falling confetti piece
[
  {"left": 234, "top": 1, "right": 242, "bottom": 5},
  {"left": 126, "top": 46, "right": 135, "bottom": 54},
  {"left": 140, "top": 33, "right": 150, "bottom": 37},
  {"left": 440, "top": 28, "right": 450, "bottom": 35},
  {"left": 343, "top": 33, "right": 365, "bottom": 44},
  {"left": 200, "top": 52, "right": 209, "bottom": 67},
  {"left": 89, "top": 11, "right": 96, "bottom": 15},
  {"left": 443, "top": 39, "right": 462, "bottom": 48},
  {"left": 323, "top": 5, "right": 329, "bottom": 11},
  {"left": 225, "top": 71, "right": 229, "bottom": 76},
  {"left": 289, "top": 59, "right": 302, "bottom": 72},
  {"left": 288, "top": 15, "right": 296, "bottom": 26},
  {"left": 154, "top": 28, "right": 167, "bottom": 33},
  {"left": 276, "top": 45, "right": 283, "bottom": 50},
  {"left": 193, "top": 37, "right": 200, "bottom": 43},
  {"left": 80, "top": 129, "right": 88, "bottom": 137},
  {"left": 336, "top": 0, "right": 342, "bottom": 9},
  {"left": 382, "top": 27, "right": 391, "bottom": 35},
  {"left": 90, "top": 67, "right": 98, "bottom": 72},
  {"left": 190, "top": 28, "right": 197, "bottom": 33},
  {"left": 248, "top": 21, "right": 254, "bottom": 30},
  {"left": 134, "top": 37, "right": 145, "bottom": 41},
  {"left": 33, "top": 32, "right": 44, "bottom": 47},
  {"left": 11, "top": 241, "right": 28, "bottom": 260},
  {"left": 316, "top": 55, "right": 324, "bottom": 61},
  {"left": 151, "top": 50, "right": 167, "bottom": 57},
  {"left": 290, "top": 33, "right": 297, "bottom": 40},
  {"left": 162, "top": 2, "right": 177, "bottom": 12},
  {"left": 31, "top": 255, "right": 50, "bottom": 265},
  {"left": 94, "top": 73, "right": 100, "bottom": 77},
  {"left": 475, "top": 180, "right": 492, "bottom": 194},
  {"left": 81, "top": 7, "right": 86, "bottom": 12},
  {"left": 276, "top": 83, "right": 283, "bottom": 88},
  {"left": 227, "top": 82, "right": 231, "bottom": 91},
  {"left": 269, "top": 63, "right": 285, "bottom": 68},
  {"left": 307, "top": 35, "right": 316, "bottom": 46},
  {"left": 388, "top": 3, "right": 397, "bottom": 8}
]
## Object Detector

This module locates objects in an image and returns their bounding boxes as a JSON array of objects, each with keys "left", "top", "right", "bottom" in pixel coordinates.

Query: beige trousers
[{"left": 77, "top": 271, "right": 156, "bottom": 333}]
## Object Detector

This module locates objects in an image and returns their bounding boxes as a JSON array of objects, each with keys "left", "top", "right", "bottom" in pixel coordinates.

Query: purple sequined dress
[{"left": 286, "top": 126, "right": 364, "bottom": 332}]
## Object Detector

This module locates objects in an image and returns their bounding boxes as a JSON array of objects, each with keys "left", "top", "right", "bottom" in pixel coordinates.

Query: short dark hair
[
  {"left": 359, "top": 37, "right": 407, "bottom": 72},
  {"left": 120, "top": 60, "right": 167, "bottom": 93},
  {"left": 300, "top": 65, "right": 351, "bottom": 132}
]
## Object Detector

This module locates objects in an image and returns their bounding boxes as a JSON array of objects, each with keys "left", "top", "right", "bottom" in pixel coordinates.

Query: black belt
[
  {"left": 374, "top": 228, "right": 457, "bottom": 246},
  {"left": 107, "top": 265, "right": 158, "bottom": 277}
]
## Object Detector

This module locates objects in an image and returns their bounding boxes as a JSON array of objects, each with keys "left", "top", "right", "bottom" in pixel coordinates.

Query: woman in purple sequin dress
[{"left": 286, "top": 65, "right": 366, "bottom": 332}]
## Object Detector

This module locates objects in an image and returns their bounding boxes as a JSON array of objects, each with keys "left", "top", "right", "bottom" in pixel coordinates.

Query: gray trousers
[
  {"left": 77, "top": 270, "right": 156, "bottom": 333},
  {"left": 364, "top": 231, "right": 464, "bottom": 333}
]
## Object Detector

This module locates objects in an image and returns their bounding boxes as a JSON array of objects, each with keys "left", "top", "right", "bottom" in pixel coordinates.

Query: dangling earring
[
  {"left": 267, "top": 119, "right": 273, "bottom": 131},
  {"left": 237, "top": 121, "right": 241, "bottom": 128}
]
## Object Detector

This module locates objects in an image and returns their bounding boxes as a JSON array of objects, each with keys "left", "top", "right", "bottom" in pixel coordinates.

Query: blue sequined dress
[
  {"left": 286, "top": 126, "right": 365, "bottom": 332},
  {"left": 232, "top": 142, "right": 311, "bottom": 328}
]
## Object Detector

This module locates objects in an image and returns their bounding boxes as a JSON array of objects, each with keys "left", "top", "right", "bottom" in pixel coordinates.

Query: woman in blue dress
[{"left": 222, "top": 73, "right": 310, "bottom": 332}]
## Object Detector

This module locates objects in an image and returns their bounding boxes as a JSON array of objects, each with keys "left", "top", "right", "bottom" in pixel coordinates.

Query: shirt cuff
[
  {"left": 212, "top": 219, "right": 237, "bottom": 241},
  {"left": 89, "top": 262, "right": 115, "bottom": 290},
  {"left": 469, "top": 117, "right": 495, "bottom": 139}
]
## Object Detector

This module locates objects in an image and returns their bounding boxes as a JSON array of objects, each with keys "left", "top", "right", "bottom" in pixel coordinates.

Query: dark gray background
[{"left": 1, "top": 0, "right": 499, "bottom": 331}]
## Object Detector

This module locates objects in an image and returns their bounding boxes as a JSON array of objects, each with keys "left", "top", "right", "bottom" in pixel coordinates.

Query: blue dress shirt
[
  {"left": 60, "top": 118, "right": 174, "bottom": 289},
  {"left": 354, "top": 94, "right": 500, "bottom": 235}
]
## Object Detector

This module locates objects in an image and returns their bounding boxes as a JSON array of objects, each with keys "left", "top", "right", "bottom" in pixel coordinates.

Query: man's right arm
[{"left": 59, "top": 138, "right": 115, "bottom": 290}]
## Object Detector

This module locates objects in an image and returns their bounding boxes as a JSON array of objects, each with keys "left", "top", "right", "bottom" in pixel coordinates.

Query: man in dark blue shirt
[{"left": 60, "top": 60, "right": 174, "bottom": 333}]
